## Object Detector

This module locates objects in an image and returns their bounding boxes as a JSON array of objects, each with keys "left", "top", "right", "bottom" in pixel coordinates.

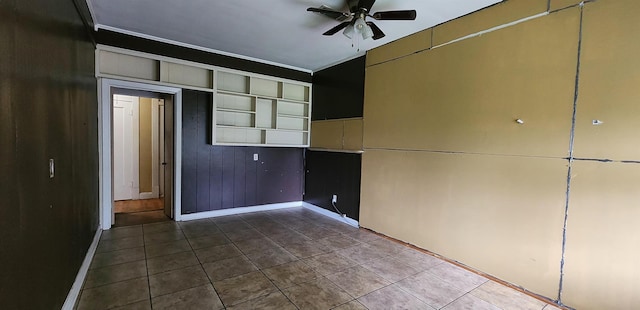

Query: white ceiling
[{"left": 88, "top": 0, "right": 502, "bottom": 72}]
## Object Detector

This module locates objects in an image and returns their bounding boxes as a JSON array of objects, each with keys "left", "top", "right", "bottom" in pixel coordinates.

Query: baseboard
[
  {"left": 179, "top": 202, "right": 303, "bottom": 221},
  {"left": 62, "top": 226, "right": 102, "bottom": 310},
  {"left": 302, "top": 202, "right": 359, "bottom": 228}
]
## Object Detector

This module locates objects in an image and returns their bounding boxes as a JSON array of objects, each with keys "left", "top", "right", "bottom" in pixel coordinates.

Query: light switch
[
  {"left": 253, "top": 154, "right": 259, "bottom": 161},
  {"left": 49, "top": 159, "right": 55, "bottom": 178}
]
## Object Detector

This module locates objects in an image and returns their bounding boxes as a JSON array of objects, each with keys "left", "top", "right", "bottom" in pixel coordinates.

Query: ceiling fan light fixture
[
  {"left": 343, "top": 24, "right": 355, "bottom": 38},
  {"left": 361, "top": 23, "right": 374, "bottom": 39}
]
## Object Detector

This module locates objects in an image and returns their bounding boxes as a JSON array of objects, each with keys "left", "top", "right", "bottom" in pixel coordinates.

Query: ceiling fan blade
[
  {"left": 366, "top": 22, "right": 386, "bottom": 40},
  {"left": 371, "top": 10, "right": 417, "bottom": 20},
  {"left": 323, "top": 21, "right": 351, "bottom": 36},
  {"left": 307, "top": 7, "right": 349, "bottom": 20},
  {"left": 350, "top": 0, "right": 376, "bottom": 13}
]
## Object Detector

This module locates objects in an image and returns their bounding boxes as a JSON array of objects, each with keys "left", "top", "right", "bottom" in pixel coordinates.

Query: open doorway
[
  {"left": 112, "top": 93, "right": 167, "bottom": 226},
  {"left": 99, "top": 79, "right": 182, "bottom": 230}
]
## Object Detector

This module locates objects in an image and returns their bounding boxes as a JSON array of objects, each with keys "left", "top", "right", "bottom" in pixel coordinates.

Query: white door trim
[{"left": 99, "top": 78, "right": 183, "bottom": 229}]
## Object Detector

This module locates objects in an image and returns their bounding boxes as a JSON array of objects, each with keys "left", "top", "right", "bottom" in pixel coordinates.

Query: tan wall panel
[
  {"left": 562, "top": 161, "right": 640, "bottom": 309},
  {"left": 139, "top": 98, "right": 152, "bottom": 193},
  {"left": 432, "top": 0, "right": 547, "bottom": 46},
  {"left": 343, "top": 119, "right": 363, "bottom": 151},
  {"left": 366, "top": 29, "right": 431, "bottom": 67},
  {"left": 573, "top": 0, "right": 640, "bottom": 161},
  {"left": 311, "top": 120, "right": 343, "bottom": 149},
  {"left": 364, "top": 9, "right": 579, "bottom": 157},
  {"left": 549, "top": 0, "right": 581, "bottom": 11},
  {"left": 360, "top": 150, "right": 566, "bottom": 297}
]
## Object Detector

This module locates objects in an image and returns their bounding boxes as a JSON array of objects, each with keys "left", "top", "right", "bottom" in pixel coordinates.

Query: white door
[{"left": 113, "top": 95, "right": 140, "bottom": 201}]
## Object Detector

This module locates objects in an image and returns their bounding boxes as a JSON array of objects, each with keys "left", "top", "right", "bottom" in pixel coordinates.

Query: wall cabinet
[
  {"left": 214, "top": 71, "right": 311, "bottom": 147},
  {"left": 96, "top": 45, "right": 312, "bottom": 148}
]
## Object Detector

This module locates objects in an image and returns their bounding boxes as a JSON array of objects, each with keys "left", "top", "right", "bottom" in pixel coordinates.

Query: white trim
[
  {"left": 302, "top": 202, "right": 359, "bottom": 228},
  {"left": 179, "top": 202, "right": 303, "bottom": 222},
  {"left": 62, "top": 227, "right": 102, "bottom": 310},
  {"left": 150, "top": 99, "right": 160, "bottom": 198},
  {"left": 84, "top": 0, "right": 99, "bottom": 31},
  {"left": 99, "top": 78, "right": 182, "bottom": 229},
  {"left": 131, "top": 96, "right": 140, "bottom": 200},
  {"left": 313, "top": 51, "right": 367, "bottom": 73},
  {"left": 94, "top": 25, "right": 313, "bottom": 74},
  {"left": 432, "top": 12, "right": 549, "bottom": 50}
]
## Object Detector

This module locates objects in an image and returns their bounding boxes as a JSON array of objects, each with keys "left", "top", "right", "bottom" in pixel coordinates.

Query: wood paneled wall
[
  {"left": 0, "top": 0, "right": 98, "bottom": 307},
  {"left": 181, "top": 90, "right": 303, "bottom": 214}
]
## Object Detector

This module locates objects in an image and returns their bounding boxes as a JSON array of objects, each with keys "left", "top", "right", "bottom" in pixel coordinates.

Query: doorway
[
  {"left": 112, "top": 93, "right": 167, "bottom": 226},
  {"left": 99, "top": 79, "right": 183, "bottom": 230}
]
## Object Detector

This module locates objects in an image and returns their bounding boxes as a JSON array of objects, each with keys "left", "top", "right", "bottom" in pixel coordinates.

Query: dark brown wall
[
  {"left": 0, "top": 0, "right": 98, "bottom": 308},
  {"left": 305, "top": 57, "right": 365, "bottom": 219},
  {"left": 181, "top": 90, "right": 303, "bottom": 213},
  {"left": 304, "top": 151, "right": 362, "bottom": 220},
  {"left": 311, "top": 56, "right": 365, "bottom": 120}
]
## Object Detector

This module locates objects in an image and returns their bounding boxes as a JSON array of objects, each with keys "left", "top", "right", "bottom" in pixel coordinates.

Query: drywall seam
[
  {"left": 367, "top": 11, "right": 548, "bottom": 68},
  {"left": 363, "top": 147, "right": 566, "bottom": 160},
  {"left": 557, "top": 2, "right": 585, "bottom": 306}
]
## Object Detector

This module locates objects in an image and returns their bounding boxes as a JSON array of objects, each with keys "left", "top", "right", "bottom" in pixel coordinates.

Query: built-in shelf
[
  {"left": 213, "top": 70, "right": 311, "bottom": 147},
  {"left": 95, "top": 46, "right": 311, "bottom": 148}
]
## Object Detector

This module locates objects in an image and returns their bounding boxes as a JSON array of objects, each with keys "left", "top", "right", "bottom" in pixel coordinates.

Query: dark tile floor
[{"left": 77, "top": 207, "right": 561, "bottom": 309}]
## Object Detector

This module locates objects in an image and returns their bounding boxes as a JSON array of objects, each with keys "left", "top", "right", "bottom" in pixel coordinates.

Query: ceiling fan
[{"left": 307, "top": 0, "right": 417, "bottom": 40}]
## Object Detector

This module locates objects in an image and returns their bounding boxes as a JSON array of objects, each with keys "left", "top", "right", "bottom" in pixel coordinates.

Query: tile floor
[{"left": 77, "top": 207, "right": 561, "bottom": 310}]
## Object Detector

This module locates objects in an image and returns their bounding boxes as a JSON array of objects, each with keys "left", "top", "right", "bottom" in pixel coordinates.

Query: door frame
[{"left": 99, "top": 78, "right": 183, "bottom": 229}]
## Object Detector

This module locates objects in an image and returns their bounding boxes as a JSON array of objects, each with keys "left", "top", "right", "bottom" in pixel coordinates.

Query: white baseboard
[
  {"left": 62, "top": 227, "right": 102, "bottom": 310},
  {"left": 179, "top": 202, "right": 303, "bottom": 221},
  {"left": 302, "top": 202, "right": 359, "bottom": 228}
]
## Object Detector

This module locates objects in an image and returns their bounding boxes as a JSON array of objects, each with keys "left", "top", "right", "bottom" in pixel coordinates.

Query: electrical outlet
[
  {"left": 253, "top": 153, "right": 258, "bottom": 161},
  {"left": 332, "top": 194, "right": 337, "bottom": 204}
]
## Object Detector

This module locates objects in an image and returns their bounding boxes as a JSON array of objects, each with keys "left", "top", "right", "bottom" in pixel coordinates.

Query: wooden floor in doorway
[{"left": 114, "top": 198, "right": 169, "bottom": 227}]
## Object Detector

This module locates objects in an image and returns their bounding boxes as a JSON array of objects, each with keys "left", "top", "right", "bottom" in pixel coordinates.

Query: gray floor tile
[
  {"left": 91, "top": 247, "right": 145, "bottom": 269},
  {"left": 281, "top": 239, "right": 333, "bottom": 258},
  {"left": 101, "top": 226, "right": 143, "bottom": 241},
  {"left": 470, "top": 281, "right": 547, "bottom": 310},
  {"left": 234, "top": 237, "right": 280, "bottom": 254},
  {"left": 145, "top": 239, "right": 192, "bottom": 258},
  {"left": 268, "top": 230, "right": 312, "bottom": 245},
  {"left": 84, "top": 260, "right": 147, "bottom": 289},
  {"left": 227, "top": 291, "right": 297, "bottom": 310},
  {"left": 245, "top": 246, "right": 298, "bottom": 269},
  {"left": 152, "top": 284, "right": 224, "bottom": 310},
  {"left": 146, "top": 250, "right": 199, "bottom": 275},
  {"left": 332, "top": 300, "right": 368, "bottom": 310},
  {"left": 283, "top": 276, "right": 352, "bottom": 310},
  {"left": 337, "top": 243, "right": 387, "bottom": 264},
  {"left": 326, "top": 265, "right": 391, "bottom": 298},
  {"left": 223, "top": 227, "right": 264, "bottom": 242},
  {"left": 194, "top": 243, "right": 243, "bottom": 263},
  {"left": 361, "top": 256, "right": 421, "bottom": 282},
  {"left": 112, "top": 300, "right": 151, "bottom": 310},
  {"left": 302, "top": 252, "right": 358, "bottom": 276},
  {"left": 148, "top": 265, "right": 210, "bottom": 297},
  {"left": 202, "top": 255, "right": 258, "bottom": 281},
  {"left": 143, "top": 229, "right": 185, "bottom": 245},
  {"left": 142, "top": 221, "right": 181, "bottom": 234},
  {"left": 397, "top": 271, "right": 468, "bottom": 309},
  {"left": 262, "top": 260, "right": 322, "bottom": 289},
  {"left": 394, "top": 248, "right": 444, "bottom": 271},
  {"left": 186, "top": 232, "right": 230, "bottom": 249},
  {"left": 77, "top": 277, "right": 149, "bottom": 310},
  {"left": 96, "top": 236, "right": 144, "bottom": 253},
  {"left": 367, "top": 238, "right": 410, "bottom": 256},
  {"left": 213, "top": 270, "right": 278, "bottom": 306},
  {"left": 316, "top": 234, "right": 362, "bottom": 251},
  {"left": 427, "top": 262, "right": 488, "bottom": 291},
  {"left": 358, "top": 284, "right": 434, "bottom": 310},
  {"left": 442, "top": 294, "right": 500, "bottom": 310}
]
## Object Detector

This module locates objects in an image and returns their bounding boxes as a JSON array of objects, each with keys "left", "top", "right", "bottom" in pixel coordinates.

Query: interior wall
[
  {"left": 181, "top": 90, "right": 303, "bottom": 214},
  {"left": 139, "top": 97, "right": 152, "bottom": 193},
  {"left": 0, "top": 0, "right": 98, "bottom": 308},
  {"left": 305, "top": 56, "right": 365, "bottom": 219},
  {"left": 362, "top": 0, "right": 640, "bottom": 308}
]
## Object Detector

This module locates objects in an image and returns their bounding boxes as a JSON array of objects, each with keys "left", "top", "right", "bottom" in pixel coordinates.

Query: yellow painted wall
[
  {"left": 361, "top": 0, "right": 640, "bottom": 308},
  {"left": 139, "top": 97, "right": 152, "bottom": 193},
  {"left": 311, "top": 118, "right": 363, "bottom": 151}
]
